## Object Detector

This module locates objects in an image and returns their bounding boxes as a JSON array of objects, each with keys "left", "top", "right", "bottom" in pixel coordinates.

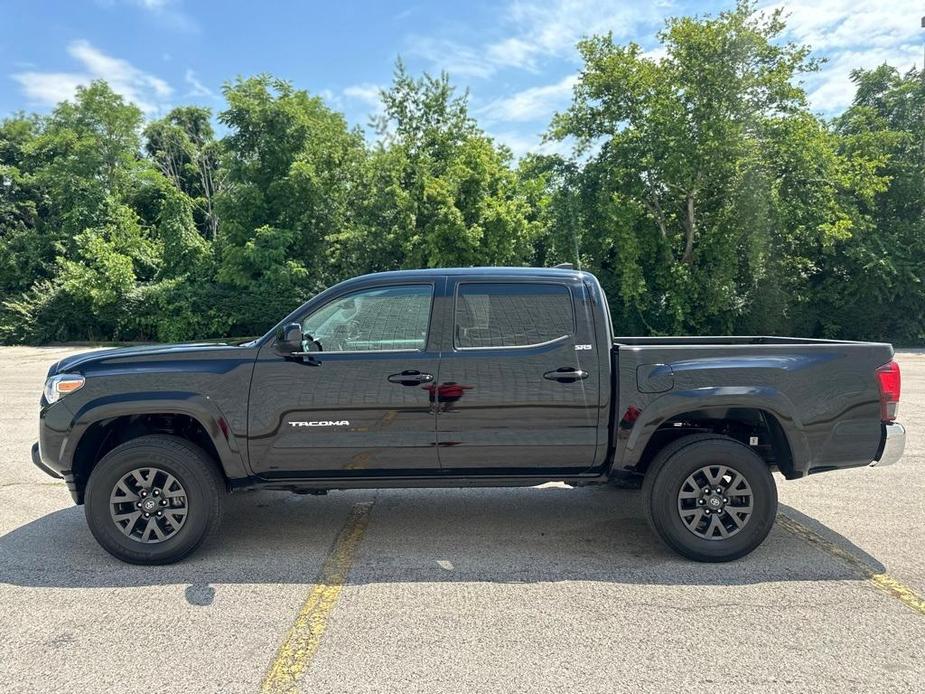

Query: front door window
[{"left": 302, "top": 285, "right": 433, "bottom": 353}]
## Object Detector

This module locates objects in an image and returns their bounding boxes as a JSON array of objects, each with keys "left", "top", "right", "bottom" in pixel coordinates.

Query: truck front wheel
[
  {"left": 84, "top": 435, "right": 225, "bottom": 564},
  {"left": 642, "top": 434, "right": 777, "bottom": 562}
]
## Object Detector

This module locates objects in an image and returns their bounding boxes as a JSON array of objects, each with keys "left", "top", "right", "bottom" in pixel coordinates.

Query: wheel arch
[
  {"left": 621, "top": 390, "right": 807, "bottom": 480},
  {"left": 65, "top": 393, "right": 246, "bottom": 503}
]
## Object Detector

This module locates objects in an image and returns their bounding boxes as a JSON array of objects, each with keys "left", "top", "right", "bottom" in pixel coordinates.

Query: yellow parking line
[
  {"left": 777, "top": 514, "right": 925, "bottom": 617},
  {"left": 261, "top": 501, "right": 374, "bottom": 694}
]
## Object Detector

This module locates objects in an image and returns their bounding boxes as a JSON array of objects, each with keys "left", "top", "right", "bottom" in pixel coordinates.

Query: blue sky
[{"left": 2, "top": 0, "right": 922, "bottom": 156}]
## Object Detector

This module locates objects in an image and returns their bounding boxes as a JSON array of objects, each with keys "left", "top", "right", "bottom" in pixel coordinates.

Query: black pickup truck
[{"left": 32, "top": 267, "right": 905, "bottom": 564}]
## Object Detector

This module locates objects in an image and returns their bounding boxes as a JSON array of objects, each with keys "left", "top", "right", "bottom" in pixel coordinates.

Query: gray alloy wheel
[
  {"left": 642, "top": 433, "right": 777, "bottom": 562},
  {"left": 676, "top": 464, "right": 754, "bottom": 540},
  {"left": 109, "top": 466, "right": 189, "bottom": 543},
  {"left": 85, "top": 434, "right": 224, "bottom": 564}
]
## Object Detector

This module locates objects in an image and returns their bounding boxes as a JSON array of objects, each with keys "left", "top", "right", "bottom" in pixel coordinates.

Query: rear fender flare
[{"left": 621, "top": 386, "right": 810, "bottom": 471}]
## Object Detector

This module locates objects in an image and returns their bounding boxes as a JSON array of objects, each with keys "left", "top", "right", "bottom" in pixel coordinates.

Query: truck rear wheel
[
  {"left": 84, "top": 435, "right": 225, "bottom": 565},
  {"left": 642, "top": 434, "right": 777, "bottom": 562}
]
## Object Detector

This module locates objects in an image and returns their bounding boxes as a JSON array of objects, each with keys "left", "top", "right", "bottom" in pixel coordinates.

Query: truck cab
[{"left": 248, "top": 268, "right": 608, "bottom": 480}]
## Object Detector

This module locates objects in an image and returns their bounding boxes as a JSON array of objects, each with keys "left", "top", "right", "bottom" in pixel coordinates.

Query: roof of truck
[{"left": 351, "top": 266, "right": 592, "bottom": 281}]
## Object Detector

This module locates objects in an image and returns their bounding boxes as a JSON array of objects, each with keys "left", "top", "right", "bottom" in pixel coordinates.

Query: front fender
[
  {"left": 619, "top": 386, "right": 810, "bottom": 471},
  {"left": 63, "top": 391, "right": 250, "bottom": 480}
]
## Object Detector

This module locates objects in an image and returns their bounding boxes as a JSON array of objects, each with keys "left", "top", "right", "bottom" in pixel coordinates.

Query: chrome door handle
[
  {"left": 387, "top": 370, "right": 434, "bottom": 386},
  {"left": 543, "top": 368, "right": 589, "bottom": 383}
]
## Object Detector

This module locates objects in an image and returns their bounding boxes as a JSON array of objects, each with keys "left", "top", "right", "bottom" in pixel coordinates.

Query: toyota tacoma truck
[{"left": 32, "top": 267, "right": 906, "bottom": 564}]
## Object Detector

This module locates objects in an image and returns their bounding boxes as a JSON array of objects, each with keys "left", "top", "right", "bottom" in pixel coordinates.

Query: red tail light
[{"left": 876, "top": 360, "right": 901, "bottom": 422}]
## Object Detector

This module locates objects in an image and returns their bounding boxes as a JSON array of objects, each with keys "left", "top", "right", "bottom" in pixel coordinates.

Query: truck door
[
  {"left": 435, "top": 278, "right": 602, "bottom": 473},
  {"left": 248, "top": 281, "right": 442, "bottom": 477}
]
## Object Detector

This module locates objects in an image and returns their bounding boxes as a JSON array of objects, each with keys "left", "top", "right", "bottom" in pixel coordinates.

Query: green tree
[
  {"left": 814, "top": 66, "right": 925, "bottom": 342},
  {"left": 1, "top": 11, "right": 923, "bottom": 347},
  {"left": 0, "top": 115, "right": 44, "bottom": 294},
  {"left": 348, "top": 63, "right": 540, "bottom": 271},
  {"left": 144, "top": 107, "right": 224, "bottom": 240},
  {"left": 0, "top": 83, "right": 164, "bottom": 342},
  {"left": 547, "top": 1, "right": 866, "bottom": 334},
  {"left": 216, "top": 75, "right": 367, "bottom": 298}
]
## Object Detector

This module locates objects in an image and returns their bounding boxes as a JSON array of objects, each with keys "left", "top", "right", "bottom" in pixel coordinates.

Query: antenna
[{"left": 553, "top": 262, "right": 575, "bottom": 270}]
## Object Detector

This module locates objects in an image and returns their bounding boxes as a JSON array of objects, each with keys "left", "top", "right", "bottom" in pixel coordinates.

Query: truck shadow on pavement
[{"left": 0, "top": 486, "right": 882, "bottom": 593}]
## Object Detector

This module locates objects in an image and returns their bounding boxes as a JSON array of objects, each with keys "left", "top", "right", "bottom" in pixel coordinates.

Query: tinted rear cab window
[{"left": 454, "top": 282, "right": 574, "bottom": 349}]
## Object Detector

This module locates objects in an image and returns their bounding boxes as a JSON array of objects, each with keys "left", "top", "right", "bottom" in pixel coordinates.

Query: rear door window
[{"left": 454, "top": 282, "right": 574, "bottom": 349}]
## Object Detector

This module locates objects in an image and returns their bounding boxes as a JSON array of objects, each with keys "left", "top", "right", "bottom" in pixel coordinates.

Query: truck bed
[{"left": 610, "top": 335, "right": 896, "bottom": 479}]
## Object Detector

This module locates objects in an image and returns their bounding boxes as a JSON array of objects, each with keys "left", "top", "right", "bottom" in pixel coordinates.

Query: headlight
[{"left": 43, "top": 374, "right": 85, "bottom": 404}]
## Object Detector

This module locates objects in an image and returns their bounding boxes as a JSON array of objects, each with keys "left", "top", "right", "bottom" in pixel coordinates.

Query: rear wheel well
[
  {"left": 71, "top": 413, "right": 226, "bottom": 504},
  {"left": 633, "top": 407, "right": 795, "bottom": 480}
]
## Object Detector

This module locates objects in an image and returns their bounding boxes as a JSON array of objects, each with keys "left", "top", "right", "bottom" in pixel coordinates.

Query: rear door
[
  {"left": 435, "top": 277, "right": 602, "bottom": 473},
  {"left": 248, "top": 280, "right": 442, "bottom": 477}
]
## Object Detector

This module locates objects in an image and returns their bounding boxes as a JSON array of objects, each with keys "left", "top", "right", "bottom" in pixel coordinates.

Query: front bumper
[
  {"left": 31, "top": 441, "right": 62, "bottom": 479},
  {"left": 870, "top": 422, "right": 905, "bottom": 468}
]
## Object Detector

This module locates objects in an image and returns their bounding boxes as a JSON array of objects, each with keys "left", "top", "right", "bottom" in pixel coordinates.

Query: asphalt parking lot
[{"left": 1, "top": 346, "right": 924, "bottom": 693}]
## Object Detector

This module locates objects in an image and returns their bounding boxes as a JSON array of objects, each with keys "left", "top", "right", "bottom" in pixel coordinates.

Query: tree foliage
[
  {"left": 546, "top": 2, "right": 887, "bottom": 335},
  {"left": 1, "top": 1, "right": 923, "bottom": 344}
]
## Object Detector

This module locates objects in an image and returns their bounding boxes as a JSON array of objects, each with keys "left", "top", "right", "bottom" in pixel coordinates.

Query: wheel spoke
[
  {"left": 730, "top": 477, "right": 750, "bottom": 494},
  {"left": 704, "top": 465, "right": 725, "bottom": 486},
  {"left": 683, "top": 509, "right": 704, "bottom": 529},
  {"left": 165, "top": 509, "right": 187, "bottom": 527},
  {"left": 141, "top": 517, "right": 166, "bottom": 542},
  {"left": 110, "top": 480, "right": 139, "bottom": 503},
  {"left": 725, "top": 508, "right": 746, "bottom": 528},
  {"left": 113, "top": 511, "right": 141, "bottom": 534},
  {"left": 708, "top": 514, "right": 729, "bottom": 538},
  {"left": 162, "top": 473, "right": 186, "bottom": 498},
  {"left": 724, "top": 469, "right": 738, "bottom": 490}
]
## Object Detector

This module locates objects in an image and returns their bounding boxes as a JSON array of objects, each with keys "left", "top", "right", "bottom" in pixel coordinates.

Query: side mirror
[{"left": 275, "top": 322, "right": 303, "bottom": 356}]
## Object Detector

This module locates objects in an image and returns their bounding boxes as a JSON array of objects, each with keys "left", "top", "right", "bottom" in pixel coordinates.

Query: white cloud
[
  {"left": 12, "top": 72, "right": 87, "bottom": 106},
  {"left": 318, "top": 88, "right": 342, "bottom": 109},
  {"left": 765, "top": 0, "right": 924, "bottom": 113},
  {"left": 95, "top": 0, "right": 196, "bottom": 31},
  {"left": 117, "top": 0, "right": 198, "bottom": 32},
  {"left": 342, "top": 83, "right": 385, "bottom": 125},
  {"left": 343, "top": 82, "right": 383, "bottom": 109},
  {"left": 410, "top": 0, "right": 666, "bottom": 79},
  {"left": 806, "top": 45, "right": 922, "bottom": 112},
  {"left": 486, "top": 37, "right": 541, "bottom": 72},
  {"left": 641, "top": 45, "right": 668, "bottom": 63},
  {"left": 480, "top": 75, "right": 577, "bottom": 123},
  {"left": 407, "top": 37, "right": 498, "bottom": 79},
  {"left": 488, "top": 129, "right": 572, "bottom": 159},
  {"left": 184, "top": 69, "right": 215, "bottom": 98},
  {"left": 12, "top": 40, "right": 173, "bottom": 114},
  {"left": 493, "top": 0, "right": 664, "bottom": 66}
]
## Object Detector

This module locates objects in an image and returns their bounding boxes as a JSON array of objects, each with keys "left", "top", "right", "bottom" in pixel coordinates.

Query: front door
[
  {"left": 248, "top": 282, "right": 441, "bottom": 477},
  {"left": 435, "top": 279, "right": 601, "bottom": 473}
]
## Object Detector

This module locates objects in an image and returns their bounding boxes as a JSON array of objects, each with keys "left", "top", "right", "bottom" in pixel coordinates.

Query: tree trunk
[
  {"left": 643, "top": 194, "right": 668, "bottom": 239},
  {"left": 682, "top": 192, "right": 696, "bottom": 264}
]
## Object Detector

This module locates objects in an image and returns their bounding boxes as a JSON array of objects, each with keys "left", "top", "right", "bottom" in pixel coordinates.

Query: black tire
[
  {"left": 84, "top": 435, "right": 225, "bottom": 565},
  {"left": 642, "top": 434, "right": 777, "bottom": 562}
]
